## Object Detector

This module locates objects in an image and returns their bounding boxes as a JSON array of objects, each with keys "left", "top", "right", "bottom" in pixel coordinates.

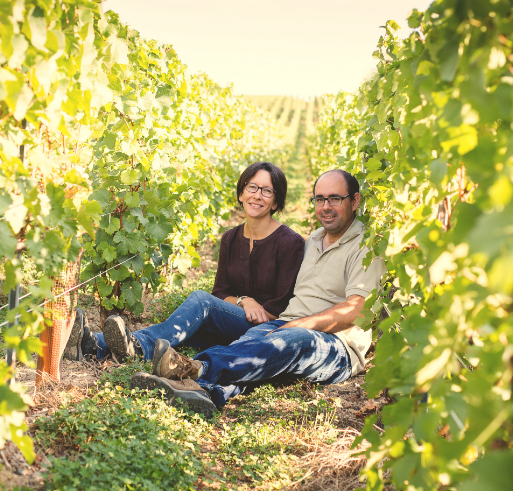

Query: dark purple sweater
[{"left": 212, "top": 224, "right": 305, "bottom": 317}]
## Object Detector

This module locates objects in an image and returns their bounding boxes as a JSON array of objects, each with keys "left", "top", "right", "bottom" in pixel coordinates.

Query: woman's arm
[
  {"left": 261, "top": 233, "right": 305, "bottom": 317},
  {"left": 223, "top": 296, "right": 277, "bottom": 324},
  {"left": 238, "top": 232, "right": 305, "bottom": 324},
  {"left": 211, "top": 232, "right": 233, "bottom": 300}
]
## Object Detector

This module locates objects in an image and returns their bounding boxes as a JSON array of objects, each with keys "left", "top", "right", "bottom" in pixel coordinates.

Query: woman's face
[{"left": 239, "top": 169, "right": 278, "bottom": 219}]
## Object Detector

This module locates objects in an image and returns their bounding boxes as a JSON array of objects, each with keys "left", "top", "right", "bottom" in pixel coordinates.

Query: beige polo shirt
[{"left": 279, "top": 218, "right": 384, "bottom": 375}]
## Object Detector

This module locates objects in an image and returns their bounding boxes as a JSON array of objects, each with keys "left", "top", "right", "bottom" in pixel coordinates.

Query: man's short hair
[
  {"left": 237, "top": 162, "right": 287, "bottom": 215},
  {"left": 312, "top": 169, "right": 360, "bottom": 198}
]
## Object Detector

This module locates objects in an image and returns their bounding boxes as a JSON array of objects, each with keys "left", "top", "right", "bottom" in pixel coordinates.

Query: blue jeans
[
  {"left": 194, "top": 321, "right": 352, "bottom": 408},
  {"left": 93, "top": 291, "right": 255, "bottom": 360}
]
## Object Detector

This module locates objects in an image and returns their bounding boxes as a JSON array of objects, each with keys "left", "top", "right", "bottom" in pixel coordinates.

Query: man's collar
[{"left": 311, "top": 219, "right": 364, "bottom": 251}]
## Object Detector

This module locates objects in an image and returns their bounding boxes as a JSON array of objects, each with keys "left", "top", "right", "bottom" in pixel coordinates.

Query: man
[{"left": 130, "top": 169, "right": 384, "bottom": 418}]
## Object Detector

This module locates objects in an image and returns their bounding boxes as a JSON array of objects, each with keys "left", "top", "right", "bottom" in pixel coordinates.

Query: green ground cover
[{"left": 31, "top": 271, "right": 339, "bottom": 491}]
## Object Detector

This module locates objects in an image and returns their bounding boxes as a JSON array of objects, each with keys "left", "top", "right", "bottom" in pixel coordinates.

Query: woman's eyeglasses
[
  {"left": 310, "top": 194, "right": 350, "bottom": 206},
  {"left": 245, "top": 183, "right": 276, "bottom": 198}
]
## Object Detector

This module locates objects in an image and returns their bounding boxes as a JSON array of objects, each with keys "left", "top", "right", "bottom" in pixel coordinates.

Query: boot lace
[{"left": 175, "top": 353, "right": 195, "bottom": 381}]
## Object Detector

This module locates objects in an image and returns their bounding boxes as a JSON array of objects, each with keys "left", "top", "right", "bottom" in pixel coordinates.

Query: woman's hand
[{"left": 240, "top": 297, "right": 269, "bottom": 325}]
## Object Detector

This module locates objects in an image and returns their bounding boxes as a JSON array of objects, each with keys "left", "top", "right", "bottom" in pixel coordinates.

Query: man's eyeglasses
[
  {"left": 245, "top": 182, "right": 276, "bottom": 198},
  {"left": 310, "top": 194, "right": 350, "bottom": 206}
]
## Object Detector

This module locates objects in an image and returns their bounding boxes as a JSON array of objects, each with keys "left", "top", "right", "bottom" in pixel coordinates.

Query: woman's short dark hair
[{"left": 237, "top": 162, "right": 287, "bottom": 215}]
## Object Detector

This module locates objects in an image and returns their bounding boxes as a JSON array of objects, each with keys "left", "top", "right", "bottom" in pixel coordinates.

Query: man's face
[{"left": 314, "top": 173, "right": 360, "bottom": 238}]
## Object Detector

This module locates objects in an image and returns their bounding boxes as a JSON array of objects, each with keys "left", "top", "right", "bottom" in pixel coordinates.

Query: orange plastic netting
[{"left": 36, "top": 250, "right": 83, "bottom": 385}]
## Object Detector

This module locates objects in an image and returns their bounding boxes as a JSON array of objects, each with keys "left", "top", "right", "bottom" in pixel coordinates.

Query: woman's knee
[{"left": 188, "top": 290, "right": 213, "bottom": 305}]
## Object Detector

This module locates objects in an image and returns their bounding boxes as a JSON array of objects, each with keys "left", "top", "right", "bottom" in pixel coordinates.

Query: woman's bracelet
[{"left": 236, "top": 295, "right": 248, "bottom": 306}]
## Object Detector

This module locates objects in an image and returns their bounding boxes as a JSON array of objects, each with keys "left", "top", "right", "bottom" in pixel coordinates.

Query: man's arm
[{"left": 280, "top": 294, "right": 365, "bottom": 334}]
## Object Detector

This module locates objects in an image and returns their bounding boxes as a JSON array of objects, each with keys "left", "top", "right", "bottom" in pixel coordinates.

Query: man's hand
[
  {"left": 277, "top": 295, "right": 366, "bottom": 334},
  {"left": 240, "top": 297, "right": 271, "bottom": 325}
]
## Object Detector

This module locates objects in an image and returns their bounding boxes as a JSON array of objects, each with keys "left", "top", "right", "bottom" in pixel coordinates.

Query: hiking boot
[
  {"left": 130, "top": 372, "right": 216, "bottom": 418},
  {"left": 103, "top": 315, "right": 143, "bottom": 362},
  {"left": 152, "top": 338, "right": 202, "bottom": 380},
  {"left": 63, "top": 308, "right": 97, "bottom": 361},
  {"left": 81, "top": 323, "right": 99, "bottom": 360}
]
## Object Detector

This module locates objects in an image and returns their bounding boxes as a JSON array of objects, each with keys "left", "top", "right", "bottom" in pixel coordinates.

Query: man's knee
[
  {"left": 269, "top": 326, "right": 319, "bottom": 344},
  {"left": 234, "top": 321, "right": 283, "bottom": 343}
]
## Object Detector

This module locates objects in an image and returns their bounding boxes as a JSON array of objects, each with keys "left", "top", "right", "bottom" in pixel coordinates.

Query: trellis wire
[
  {"left": 0, "top": 253, "right": 141, "bottom": 330},
  {"left": 0, "top": 212, "right": 114, "bottom": 312}
]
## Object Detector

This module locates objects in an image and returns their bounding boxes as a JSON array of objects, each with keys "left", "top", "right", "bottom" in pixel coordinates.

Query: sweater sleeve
[
  {"left": 262, "top": 233, "right": 305, "bottom": 317},
  {"left": 211, "top": 231, "right": 233, "bottom": 300}
]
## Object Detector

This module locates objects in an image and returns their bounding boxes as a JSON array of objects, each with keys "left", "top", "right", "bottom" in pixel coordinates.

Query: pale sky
[{"left": 102, "top": 0, "right": 433, "bottom": 97}]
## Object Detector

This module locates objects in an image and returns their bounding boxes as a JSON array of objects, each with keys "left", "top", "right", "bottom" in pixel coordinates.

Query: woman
[{"left": 68, "top": 162, "right": 305, "bottom": 362}]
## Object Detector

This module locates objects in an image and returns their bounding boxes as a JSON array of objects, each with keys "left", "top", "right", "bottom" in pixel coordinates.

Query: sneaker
[
  {"left": 130, "top": 372, "right": 216, "bottom": 418},
  {"left": 63, "top": 308, "right": 99, "bottom": 361},
  {"left": 152, "top": 339, "right": 202, "bottom": 380},
  {"left": 103, "top": 315, "right": 143, "bottom": 362}
]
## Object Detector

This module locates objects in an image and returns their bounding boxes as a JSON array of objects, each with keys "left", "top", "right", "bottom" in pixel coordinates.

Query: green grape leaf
[
  {"left": 353, "top": 309, "right": 375, "bottom": 329},
  {"left": 125, "top": 192, "right": 140, "bottom": 208},
  {"left": 0, "top": 222, "right": 17, "bottom": 258},
  {"left": 0, "top": 194, "right": 13, "bottom": 215},
  {"left": 105, "top": 217, "right": 120, "bottom": 234},
  {"left": 132, "top": 301, "right": 144, "bottom": 316},
  {"left": 89, "top": 189, "right": 110, "bottom": 209},
  {"left": 97, "top": 280, "right": 114, "bottom": 297},
  {"left": 143, "top": 191, "right": 160, "bottom": 208},
  {"left": 440, "top": 124, "right": 478, "bottom": 155},
  {"left": 77, "top": 201, "right": 102, "bottom": 237},
  {"left": 102, "top": 246, "right": 117, "bottom": 263},
  {"left": 460, "top": 451, "right": 513, "bottom": 491},
  {"left": 438, "top": 39, "right": 459, "bottom": 82},
  {"left": 145, "top": 220, "right": 173, "bottom": 242},
  {"left": 131, "top": 207, "right": 148, "bottom": 226},
  {"left": 9, "top": 425, "right": 34, "bottom": 464},
  {"left": 126, "top": 255, "right": 144, "bottom": 275},
  {"left": 109, "top": 265, "right": 130, "bottom": 282},
  {"left": 121, "top": 281, "right": 143, "bottom": 306},
  {"left": 120, "top": 169, "right": 140, "bottom": 185}
]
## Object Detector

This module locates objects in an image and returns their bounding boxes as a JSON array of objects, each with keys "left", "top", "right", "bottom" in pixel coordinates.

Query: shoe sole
[
  {"left": 103, "top": 316, "right": 131, "bottom": 362},
  {"left": 153, "top": 339, "right": 171, "bottom": 376},
  {"left": 63, "top": 308, "right": 84, "bottom": 361},
  {"left": 130, "top": 372, "right": 216, "bottom": 419}
]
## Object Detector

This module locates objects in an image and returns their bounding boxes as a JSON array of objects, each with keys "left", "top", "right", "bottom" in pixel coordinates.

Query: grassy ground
[{"left": 20, "top": 270, "right": 370, "bottom": 491}]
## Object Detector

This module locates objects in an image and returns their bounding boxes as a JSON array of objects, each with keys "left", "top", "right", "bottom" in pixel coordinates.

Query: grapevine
[
  {"left": 0, "top": 0, "right": 287, "bottom": 461},
  {"left": 309, "top": 2, "right": 513, "bottom": 489}
]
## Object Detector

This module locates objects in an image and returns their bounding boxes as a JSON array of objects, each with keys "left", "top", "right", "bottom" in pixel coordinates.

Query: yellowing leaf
[
  {"left": 120, "top": 169, "right": 140, "bottom": 185},
  {"left": 416, "top": 348, "right": 452, "bottom": 386},
  {"left": 8, "top": 34, "right": 28, "bottom": 69},
  {"left": 440, "top": 124, "right": 478, "bottom": 155},
  {"left": 174, "top": 254, "right": 191, "bottom": 274},
  {"left": 429, "top": 251, "right": 458, "bottom": 284},
  {"left": 27, "top": 8, "right": 47, "bottom": 51},
  {"left": 488, "top": 175, "right": 513, "bottom": 207},
  {"left": 188, "top": 223, "right": 198, "bottom": 240},
  {"left": 5, "top": 195, "right": 27, "bottom": 234},
  {"left": 110, "top": 37, "right": 129, "bottom": 65},
  {"left": 13, "top": 84, "right": 33, "bottom": 121}
]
